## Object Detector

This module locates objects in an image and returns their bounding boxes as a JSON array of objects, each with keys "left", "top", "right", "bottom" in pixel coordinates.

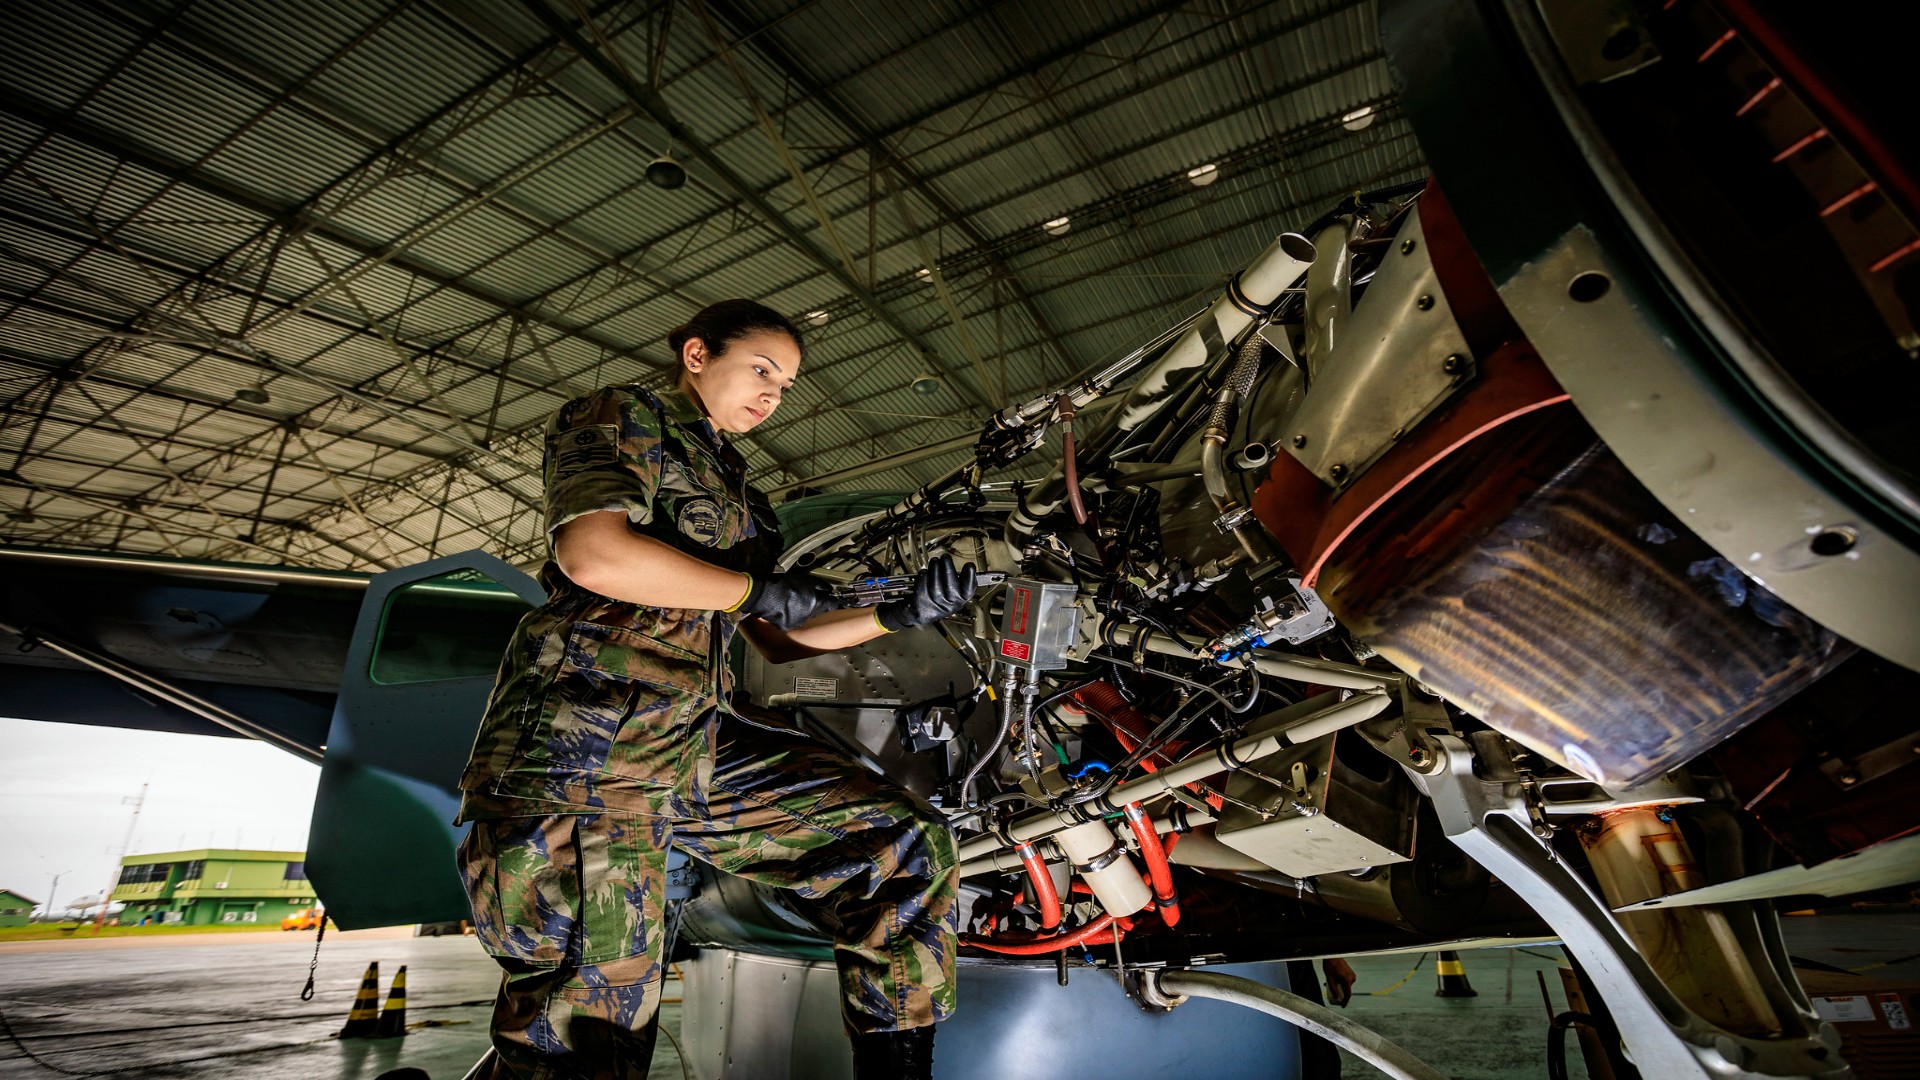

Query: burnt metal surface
[{"left": 1321, "top": 412, "right": 1849, "bottom": 788}]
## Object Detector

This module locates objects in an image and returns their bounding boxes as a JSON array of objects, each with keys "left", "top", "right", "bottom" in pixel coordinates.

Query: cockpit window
[{"left": 369, "top": 569, "right": 530, "bottom": 685}]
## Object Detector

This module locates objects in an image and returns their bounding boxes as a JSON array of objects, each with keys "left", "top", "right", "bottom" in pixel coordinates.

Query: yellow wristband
[
  {"left": 871, "top": 608, "right": 894, "bottom": 634},
  {"left": 723, "top": 573, "right": 754, "bottom": 613}
]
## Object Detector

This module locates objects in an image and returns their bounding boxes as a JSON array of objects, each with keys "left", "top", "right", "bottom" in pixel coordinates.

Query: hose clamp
[{"left": 1074, "top": 844, "right": 1127, "bottom": 876}]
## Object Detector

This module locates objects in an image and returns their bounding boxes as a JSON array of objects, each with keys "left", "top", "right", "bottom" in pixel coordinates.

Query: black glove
[
  {"left": 736, "top": 571, "right": 838, "bottom": 630},
  {"left": 876, "top": 556, "right": 977, "bottom": 632}
]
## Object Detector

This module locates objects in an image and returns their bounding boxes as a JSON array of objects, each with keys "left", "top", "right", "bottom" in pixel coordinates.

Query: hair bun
[{"left": 666, "top": 299, "right": 804, "bottom": 364}]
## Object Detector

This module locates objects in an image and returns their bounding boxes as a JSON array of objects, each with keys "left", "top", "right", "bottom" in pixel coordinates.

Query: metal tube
[
  {"left": 1578, "top": 808, "right": 1784, "bottom": 1037},
  {"left": 0, "top": 545, "right": 368, "bottom": 590},
  {"left": 1151, "top": 969, "right": 1448, "bottom": 1080},
  {"left": 960, "top": 667, "right": 1024, "bottom": 807},
  {"left": 954, "top": 690, "right": 1390, "bottom": 862},
  {"left": 1, "top": 620, "right": 325, "bottom": 764},
  {"left": 1104, "top": 622, "right": 1395, "bottom": 691},
  {"left": 1303, "top": 216, "right": 1354, "bottom": 380},
  {"left": 1009, "top": 233, "right": 1315, "bottom": 544},
  {"left": 1202, "top": 336, "right": 1275, "bottom": 564}
]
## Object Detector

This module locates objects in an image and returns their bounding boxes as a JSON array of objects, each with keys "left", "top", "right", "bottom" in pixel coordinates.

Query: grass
[{"left": 0, "top": 922, "right": 296, "bottom": 941}]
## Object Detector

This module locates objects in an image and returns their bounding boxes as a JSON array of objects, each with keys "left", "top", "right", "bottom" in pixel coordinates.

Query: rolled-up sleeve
[{"left": 543, "top": 387, "right": 665, "bottom": 537}]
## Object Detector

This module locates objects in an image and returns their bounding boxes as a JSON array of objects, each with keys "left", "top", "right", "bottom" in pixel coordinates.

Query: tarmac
[{"left": 0, "top": 914, "right": 1912, "bottom": 1079}]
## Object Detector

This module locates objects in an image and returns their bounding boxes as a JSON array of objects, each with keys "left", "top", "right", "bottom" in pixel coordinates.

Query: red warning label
[{"left": 1000, "top": 639, "right": 1031, "bottom": 661}]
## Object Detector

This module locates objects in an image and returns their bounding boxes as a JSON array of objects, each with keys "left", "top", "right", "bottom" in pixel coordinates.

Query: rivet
[
  {"left": 1291, "top": 434, "right": 1308, "bottom": 448},
  {"left": 1400, "top": 239, "right": 1416, "bottom": 255},
  {"left": 1442, "top": 354, "right": 1466, "bottom": 375},
  {"left": 1838, "top": 770, "right": 1860, "bottom": 786},
  {"left": 1329, "top": 463, "right": 1348, "bottom": 481},
  {"left": 1416, "top": 294, "right": 1435, "bottom": 311}
]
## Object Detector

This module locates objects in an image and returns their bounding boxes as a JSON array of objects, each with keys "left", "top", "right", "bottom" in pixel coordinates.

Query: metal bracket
[{"left": 1407, "top": 736, "right": 1847, "bottom": 1078}]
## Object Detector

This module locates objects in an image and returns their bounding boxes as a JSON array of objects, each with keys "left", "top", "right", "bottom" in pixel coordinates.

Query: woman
[{"left": 456, "top": 299, "right": 973, "bottom": 1079}]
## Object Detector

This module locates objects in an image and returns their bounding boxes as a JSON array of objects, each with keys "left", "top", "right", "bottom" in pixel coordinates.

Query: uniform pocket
[
  {"left": 459, "top": 816, "right": 579, "bottom": 968},
  {"left": 523, "top": 621, "right": 711, "bottom": 786}
]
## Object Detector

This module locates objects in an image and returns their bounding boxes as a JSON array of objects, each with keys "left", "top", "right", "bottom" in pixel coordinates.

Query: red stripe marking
[
  {"left": 1820, "top": 181, "right": 1877, "bottom": 217},
  {"left": 1697, "top": 29, "right": 1737, "bottom": 63},
  {"left": 1735, "top": 77, "right": 1780, "bottom": 116},
  {"left": 1771, "top": 127, "right": 1828, "bottom": 162},
  {"left": 1869, "top": 237, "right": 1920, "bottom": 274}
]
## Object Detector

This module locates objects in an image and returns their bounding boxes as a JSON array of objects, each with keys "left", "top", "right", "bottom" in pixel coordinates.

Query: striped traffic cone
[
  {"left": 1434, "top": 950, "right": 1477, "bottom": 997},
  {"left": 339, "top": 961, "right": 381, "bottom": 1037},
  {"left": 372, "top": 964, "right": 408, "bottom": 1038}
]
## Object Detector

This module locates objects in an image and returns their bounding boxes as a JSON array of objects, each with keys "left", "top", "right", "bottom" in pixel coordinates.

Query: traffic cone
[
  {"left": 339, "top": 961, "right": 381, "bottom": 1037},
  {"left": 1435, "top": 950, "right": 1477, "bottom": 997},
  {"left": 373, "top": 964, "right": 408, "bottom": 1038}
]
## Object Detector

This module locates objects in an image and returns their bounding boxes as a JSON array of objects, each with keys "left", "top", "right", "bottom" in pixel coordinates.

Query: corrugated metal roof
[{"left": 0, "top": 0, "right": 1424, "bottom": 569}]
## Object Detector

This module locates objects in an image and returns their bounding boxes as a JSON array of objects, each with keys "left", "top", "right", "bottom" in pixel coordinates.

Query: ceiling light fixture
[
  {"left": 805, "top": 310, "right": 830, "bottom": 327},
  {"left": 910, "top": 373, "right": 943, "bottom": 395},
  {"left": 235, "top": 383, "right": 271, "bottom": 405},
  {"left": 1341, "top": 105, "right": 1376, "bottom": 132},
  {"left": 645, "top": 154, "right": 687, "bottom": 189},
  {"left": 1187, "top": 163, "right": 1219, "bottom": 187},
  {"left": 916, "top": 267, "right": 933, "bottom": 280},
  {"left": 1043, "top": 215, "right": 1071, "bottom": 236}
]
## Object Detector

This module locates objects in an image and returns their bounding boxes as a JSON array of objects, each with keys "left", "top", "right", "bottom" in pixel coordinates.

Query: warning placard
[
  {"left": 793, "top": 677, "right": 839, "bottom": 699},
  {"left": 1812, "top": 995, "right": 1875, "bottom": 1023}
]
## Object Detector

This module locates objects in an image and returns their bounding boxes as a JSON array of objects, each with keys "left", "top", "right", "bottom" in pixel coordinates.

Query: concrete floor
[
  {"left": 0, "top": 930, "right": 692, "bottom": 1079},
  {"left": 1, "top": 914, "right": 1913, "bottom": 1079}
]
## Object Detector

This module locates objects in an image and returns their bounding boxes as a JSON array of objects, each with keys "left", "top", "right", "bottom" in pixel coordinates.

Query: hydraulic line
[
  {"left": 1124, "top": 803, "right": 1180, "bottom": 927},
  {"left": 1060, "top": 401, "right": 1090, "bottom": 525},
  {"left": 1015, "top": 843, "right": 1061, "bottom": 930},
  {"left": 1103, "top": 621, "right": 1395, "bottom": 691},
  {"left": 954, "top": 688, "right": 1391, "bottom": 863},
  {"left": 960, "top": 667, "right": 1024, "bottom": 807},
  {"left": 962, "top": 913, "right": 1123, "bottom": 956},
  {"left": 1151, "top": 970, "right": 1447, "bottom": 1080}
]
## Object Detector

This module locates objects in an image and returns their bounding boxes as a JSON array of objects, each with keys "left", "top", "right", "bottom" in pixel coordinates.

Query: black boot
[{"left": 849, "top": 1025, "right": 934, "bottom": 1080}]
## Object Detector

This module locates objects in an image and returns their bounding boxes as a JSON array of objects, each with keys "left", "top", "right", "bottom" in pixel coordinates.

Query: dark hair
[{"left": 666, "top": 299, "right": 805, "bottom": 370}]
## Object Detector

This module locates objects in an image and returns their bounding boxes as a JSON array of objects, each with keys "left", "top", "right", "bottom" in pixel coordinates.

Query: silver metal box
[
  {"left": 1214, "top": 733, "right": 1414, "bottom": 878},
  {"left": 994, "top": 579, "right": 1079, "bottom": 672}
]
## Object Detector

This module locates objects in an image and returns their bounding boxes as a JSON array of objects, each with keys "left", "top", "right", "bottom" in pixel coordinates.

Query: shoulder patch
[
  {"left": 677, "top": 497, "right": 725, "bottom": 546},
  {"left": 551, "top": 424, "right": 620, "bottom": 477}
]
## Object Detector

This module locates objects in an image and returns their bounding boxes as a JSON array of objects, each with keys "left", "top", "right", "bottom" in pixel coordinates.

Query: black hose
[{"left": 1546, "top": 1011, "right": 1596, "bottom": 1080}]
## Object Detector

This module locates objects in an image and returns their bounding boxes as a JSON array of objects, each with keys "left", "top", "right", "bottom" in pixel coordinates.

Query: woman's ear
[{"left": 681, "top": 337, "right": 705, "bottom": 374}]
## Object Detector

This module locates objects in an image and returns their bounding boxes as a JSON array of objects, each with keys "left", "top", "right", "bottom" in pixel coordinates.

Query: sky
[{"left": 0, "top": 717, "right": 321, "bottom": 916}]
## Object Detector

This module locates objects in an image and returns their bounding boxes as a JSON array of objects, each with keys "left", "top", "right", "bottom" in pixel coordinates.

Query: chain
[{"left": 299, "top": 916, "right": 327, "bottom": 1001}]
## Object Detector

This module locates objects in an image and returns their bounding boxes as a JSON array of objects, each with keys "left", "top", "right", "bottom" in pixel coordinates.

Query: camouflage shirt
[{"left": 457, "top": 385, "right": 781, "bottom": 821}]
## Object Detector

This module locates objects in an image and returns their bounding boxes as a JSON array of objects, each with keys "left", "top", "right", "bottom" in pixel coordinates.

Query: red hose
[
  {"left": 1073, "top": 682, "right": 1184, "bottom": 769},
  {"left": 1015, "top": 843, "right": 1061, "bottom": 930},
  {"left": 962, "top": 913, "right": 1122, "bottom": 955},
  {"left": 1124, "top": 803, "right": 1181, "bottom": 927}
]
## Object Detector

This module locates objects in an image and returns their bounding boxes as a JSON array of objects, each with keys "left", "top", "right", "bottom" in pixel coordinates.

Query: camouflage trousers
[{"left": 459, "top": 711, "right": 958, "bottom": 1080}]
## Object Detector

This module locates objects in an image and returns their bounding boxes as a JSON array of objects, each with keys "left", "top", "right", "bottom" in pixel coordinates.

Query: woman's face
[{"left": 680, "top": 329, "right": 801, "bottom": 434}]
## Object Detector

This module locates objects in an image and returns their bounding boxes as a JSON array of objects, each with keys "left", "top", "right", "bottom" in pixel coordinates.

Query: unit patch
[
  {"left": 677, "top": 497, "right": 724, "bottom": 546},
  {"left": 551, "top": 425, "right": 620, "bottom": 477}
]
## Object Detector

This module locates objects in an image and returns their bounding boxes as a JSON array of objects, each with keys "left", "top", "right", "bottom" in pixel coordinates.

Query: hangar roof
[{"left": 0, "top": 0, "right": 1422, "bottom": 570}]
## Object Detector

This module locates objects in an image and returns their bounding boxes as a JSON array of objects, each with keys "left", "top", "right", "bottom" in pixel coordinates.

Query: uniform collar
[{"left": 659, "top": 386, "right": 750, "bottom": 477}]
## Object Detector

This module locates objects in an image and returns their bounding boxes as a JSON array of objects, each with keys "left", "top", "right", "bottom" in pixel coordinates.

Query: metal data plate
[{"left": 1283, "top": 201, "right": 1476, "bottom": 490}]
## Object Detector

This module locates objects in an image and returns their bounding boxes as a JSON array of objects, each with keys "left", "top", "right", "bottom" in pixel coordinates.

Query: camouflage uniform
[{"left": 455, "top": 385, "right": 957, "bottom": 1079}]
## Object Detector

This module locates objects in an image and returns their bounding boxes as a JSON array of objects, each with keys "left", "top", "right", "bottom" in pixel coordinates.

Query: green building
[
  {"left": 0, "top": 889, "right": 38, "bottom": 927},
  {"left": 110, "top": 850, "right": 316, "bottom": 927}
]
